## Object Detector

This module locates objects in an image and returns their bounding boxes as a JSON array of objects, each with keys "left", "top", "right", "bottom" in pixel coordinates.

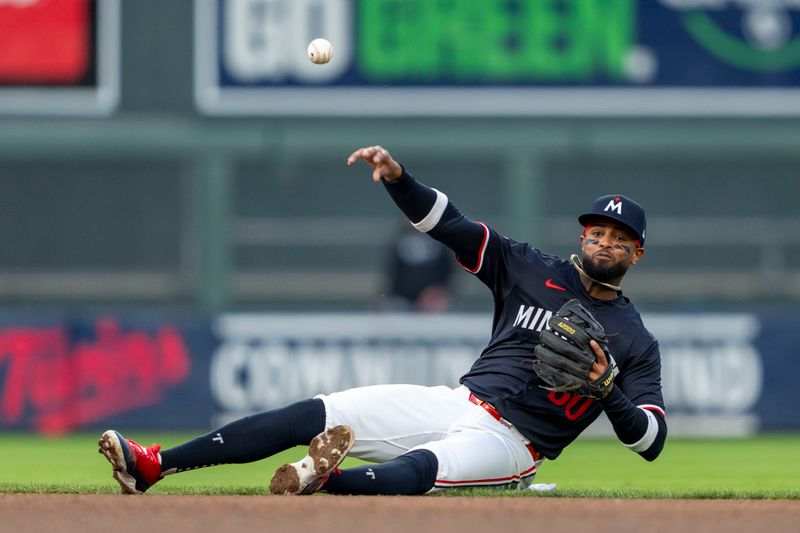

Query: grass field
[{"left": 0, "top": 432, "right": 798, "bottom": 498}]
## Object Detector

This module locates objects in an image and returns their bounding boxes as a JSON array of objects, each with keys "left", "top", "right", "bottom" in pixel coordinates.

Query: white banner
[{"left": 211, "top": 312, "right": 763, "bottom": 435}]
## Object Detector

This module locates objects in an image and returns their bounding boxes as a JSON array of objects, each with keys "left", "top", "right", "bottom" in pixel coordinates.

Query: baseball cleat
[
  {"left": 98, "top": 430, "right": 163, "bottom": 494},
  {"left": 269, "top": 425, "right": 355, "bottom": 495}
]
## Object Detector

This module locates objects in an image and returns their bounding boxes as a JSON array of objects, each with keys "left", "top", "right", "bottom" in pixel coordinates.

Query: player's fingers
[
  {"left": 346, "top": 147, "right": 371, "bottom": 165},
  {"left": 349, "top": 146, "right": 380, "bottom": 164},
  {"left": 371, "top": 146, "right": 388, "bottom": 165},
  {"left": 346, "top": 150, "right": 361, "bottom": 165},
  {"left": 348, "top": 146, "right": 397, "bottom": 182},
  {"left": 589, "top": 340, "right": 607, "bottom": 365}
]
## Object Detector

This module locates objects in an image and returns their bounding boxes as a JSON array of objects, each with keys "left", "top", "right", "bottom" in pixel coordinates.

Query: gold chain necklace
[{"left": 569, "top": 254, "right": 622, "bottom": 292}]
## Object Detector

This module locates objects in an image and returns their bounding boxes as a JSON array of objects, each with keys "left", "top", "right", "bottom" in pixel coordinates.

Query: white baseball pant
[{"left": 316, "top": 384, "right": 542, "bottom": 491}]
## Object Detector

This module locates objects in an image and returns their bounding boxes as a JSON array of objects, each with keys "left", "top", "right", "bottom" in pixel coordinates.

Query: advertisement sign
[
  {"left": 210, "top": 312, "right": 797, "bottom": 435},
  {"left": 0, "top": 0, "right": 120, "bottom": 115},
  {"left": 646, "top": 314, "right": 763, "bottom": 436},
  {"left": 1, "top": 311, "right": 797, "bottom": 435},
  {"left": 209, "top": 313, "right": 485, "bottom": 426},
  {"left": 0, "top": 313, "right": 214, "bottom": 434},
  {"left": 0, "top": 0, "right": 90, "bottom": 83},
  {"left": 195, "top": 0, "right": 800, "bottom": 115}
]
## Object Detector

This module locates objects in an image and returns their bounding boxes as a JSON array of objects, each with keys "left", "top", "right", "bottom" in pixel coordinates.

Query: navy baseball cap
[{"left": 578, "top": 194, "right": 646, "bottom": 246}]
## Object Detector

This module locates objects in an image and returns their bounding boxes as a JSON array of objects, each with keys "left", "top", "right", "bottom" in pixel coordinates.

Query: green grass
[{"left": 1, "top": 432, "right": 798, "bottom": 498}]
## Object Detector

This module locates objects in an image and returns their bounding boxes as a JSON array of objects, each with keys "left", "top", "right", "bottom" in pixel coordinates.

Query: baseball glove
[{"left": 532, "top": 299, "right": 617, "bottom": 399}]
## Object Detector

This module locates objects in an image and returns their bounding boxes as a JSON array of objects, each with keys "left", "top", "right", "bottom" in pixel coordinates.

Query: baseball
[{"left": 307, "top": 38, "right": 333, "bottom": 64}]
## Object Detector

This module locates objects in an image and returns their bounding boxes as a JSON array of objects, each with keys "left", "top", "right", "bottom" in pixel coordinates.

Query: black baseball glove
[{"left": 532, "top": 299, "right": 617, "bottom": 399}]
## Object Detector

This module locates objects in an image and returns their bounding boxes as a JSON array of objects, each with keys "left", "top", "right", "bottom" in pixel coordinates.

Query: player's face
[{"left": 580, "top": 222, "right": 645, "bottom": 282}]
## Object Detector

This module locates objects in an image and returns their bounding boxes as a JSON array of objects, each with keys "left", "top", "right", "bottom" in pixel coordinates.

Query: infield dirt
[{"left": 1, "top": 494, "right": 797, "bottom": 533}]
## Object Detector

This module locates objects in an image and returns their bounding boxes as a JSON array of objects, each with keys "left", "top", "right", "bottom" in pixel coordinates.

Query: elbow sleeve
[
  {"left": 632, "top": 411, "right": 667, "bottom": 461},
  {"left": 602, "top": 387, "right": 667, "bottom": 461}
]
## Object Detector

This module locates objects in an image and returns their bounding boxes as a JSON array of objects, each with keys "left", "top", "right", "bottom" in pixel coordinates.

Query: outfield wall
[{"left": 0, "top": 312, "right": 795, "bottom": 436}]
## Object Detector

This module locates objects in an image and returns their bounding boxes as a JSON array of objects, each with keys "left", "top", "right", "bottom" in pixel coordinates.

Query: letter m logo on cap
[{"left": 604, "top": 198, "right": 623, "bottom": 215}]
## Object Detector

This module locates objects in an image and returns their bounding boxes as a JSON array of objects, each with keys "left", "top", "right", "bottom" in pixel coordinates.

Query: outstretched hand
[{"left": 346, "top": 145, "right": 403, "bottom": 183}]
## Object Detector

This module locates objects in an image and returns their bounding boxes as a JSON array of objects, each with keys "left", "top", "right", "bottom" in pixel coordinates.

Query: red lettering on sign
[{"left": 0, "top": 317, "right": 190, "bottom": 434}]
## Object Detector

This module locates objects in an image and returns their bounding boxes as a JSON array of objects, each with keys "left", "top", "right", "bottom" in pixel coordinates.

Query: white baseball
[{"left": 307, "top": 38, "right": 333, "bottom": 64}]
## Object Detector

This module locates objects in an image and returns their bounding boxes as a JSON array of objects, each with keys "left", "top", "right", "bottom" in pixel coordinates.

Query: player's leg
[
  {"left": 316, "top": 449, "right": 439, "bottom": 495},
  {"left": 163, "top": 382, "right": 466, "bottom": 476},
  {"left": 99, "top": 397, "right": 326, "bottom": 494},
  {"left": 308, "top": 406, "right": 539, "bottom": 495},
  {"left": 313, "top": 383, "right": 475, "bottom": 462},
  {"left": 101, "top": 383, "right": 473, "bottom": 495},
  {"left": 267, "top": 383, "right": 476, "bottom": 495},
  {"left": 419, "top": 407, "right": 541, "bottom": 491}
]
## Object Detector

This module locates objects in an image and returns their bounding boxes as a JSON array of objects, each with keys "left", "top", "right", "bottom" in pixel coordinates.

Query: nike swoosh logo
[{"left": 545, "top": 278, "right": 567, "bottom": 291}]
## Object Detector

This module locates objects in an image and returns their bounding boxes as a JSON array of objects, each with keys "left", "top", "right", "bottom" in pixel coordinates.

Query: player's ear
[{"left": 631, "top": 247, "right": 645, "bottom": 265}]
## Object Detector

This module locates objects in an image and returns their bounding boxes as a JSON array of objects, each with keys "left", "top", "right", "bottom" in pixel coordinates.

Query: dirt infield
[{"left": 2, "top": 494, "right": 798, "bottom": 533}]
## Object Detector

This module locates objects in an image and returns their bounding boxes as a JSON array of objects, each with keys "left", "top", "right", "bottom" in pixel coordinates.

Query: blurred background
[{"left": 0, "top": 0, "right": 798, "bottom": 437}]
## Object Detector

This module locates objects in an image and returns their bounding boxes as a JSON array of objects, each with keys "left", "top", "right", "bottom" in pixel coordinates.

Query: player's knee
[
  {"left": 282, "top": 398, "right": 327, "bottom": 443},
  {"left": 400, "top": 449, "right": 439, "bottom": 494}
]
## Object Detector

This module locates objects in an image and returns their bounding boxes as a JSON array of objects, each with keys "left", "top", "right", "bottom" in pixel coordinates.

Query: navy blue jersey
[
  {"left": 456, "top": 224, "right": 663, "bottom": 459},
  {"left": 384, "top": 172, "right": 666, "bottom": 461}
]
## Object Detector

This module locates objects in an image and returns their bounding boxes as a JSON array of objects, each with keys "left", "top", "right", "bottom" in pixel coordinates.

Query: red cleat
[{"left": 98, "top": 430, "right": 163, "bottom": 494}]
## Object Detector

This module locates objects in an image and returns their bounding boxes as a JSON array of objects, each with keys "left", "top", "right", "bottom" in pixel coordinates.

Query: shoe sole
[
  {"left": 269, "top": 425, "right": 355, "bottom": 495},
  {"left": 98, "top": 430, "right": 140, "bottom": 495}
]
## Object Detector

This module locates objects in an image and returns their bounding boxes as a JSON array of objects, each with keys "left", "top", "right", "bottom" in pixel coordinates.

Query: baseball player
[{"left": 99, "top": 146, "right": 666, "bottom": 495}]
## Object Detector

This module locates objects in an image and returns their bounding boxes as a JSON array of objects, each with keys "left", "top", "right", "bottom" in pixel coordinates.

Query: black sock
[
  {"left": 322, "top": 449, "right": 438, "bottom": 495},
  {"left": 159, "top": 398, "right": 326, "bottom": 474}
]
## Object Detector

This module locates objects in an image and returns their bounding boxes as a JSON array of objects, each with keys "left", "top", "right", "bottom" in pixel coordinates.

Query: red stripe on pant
[{"left": 435, "top": 463, "right": 538, "bottom": 487}]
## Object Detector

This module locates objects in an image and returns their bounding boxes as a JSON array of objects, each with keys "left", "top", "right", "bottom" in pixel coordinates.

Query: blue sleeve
[
  {"left": 617, "top": 340, "right": 666, "bottom": 412},
  {"left": 383, "top": 170, "right": 514, "bottom": 297},
  {"left": 601, "top": 341, "right": 667, "bottom": 461}
]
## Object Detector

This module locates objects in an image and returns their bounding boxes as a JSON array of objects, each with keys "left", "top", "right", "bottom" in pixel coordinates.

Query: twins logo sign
[{"left": 663, "top": 0, "right": 800, "bottom": 72}]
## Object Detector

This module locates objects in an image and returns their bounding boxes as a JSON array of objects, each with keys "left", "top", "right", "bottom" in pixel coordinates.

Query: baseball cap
[{"left": 578, "top": 194, "right": 646, "bottom": 246}]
